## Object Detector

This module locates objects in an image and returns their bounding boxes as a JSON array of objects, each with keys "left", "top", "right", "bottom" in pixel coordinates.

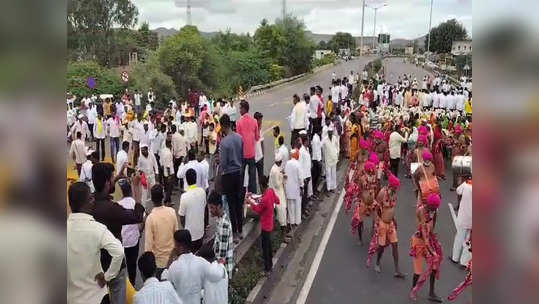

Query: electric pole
[
  {"left": 360, "top": 0, "right": 365, "bottom": 56},
  {"left": 282, "top": 0, "right": 287, "bottom": 20},
  {"left": 427, "top": 0, "right": 433, "bottom": 56},
  {"left": 187, "top": 0, "right": 192, "bottom": 25}
]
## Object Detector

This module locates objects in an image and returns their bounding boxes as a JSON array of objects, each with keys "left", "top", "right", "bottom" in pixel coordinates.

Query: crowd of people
[{"left": 67, "top": 65, "right": 472, "bottom": 303}]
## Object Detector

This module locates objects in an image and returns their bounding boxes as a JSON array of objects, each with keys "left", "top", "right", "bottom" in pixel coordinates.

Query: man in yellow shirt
[{"left": 464, "top": 96, "right": 472, "bottom": 118}]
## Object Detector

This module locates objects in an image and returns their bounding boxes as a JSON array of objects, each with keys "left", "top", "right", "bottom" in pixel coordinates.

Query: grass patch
[{"left": 229, "top": 219, "right": 285, "bottom": 304}]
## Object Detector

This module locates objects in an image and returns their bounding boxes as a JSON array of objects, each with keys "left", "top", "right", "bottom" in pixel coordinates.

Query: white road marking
[
  {"left": 296, "top": 188, "right": 346, "bottom": 304},
  {"left": 448, "top": 203, "right": 458, "bottom": 229}
]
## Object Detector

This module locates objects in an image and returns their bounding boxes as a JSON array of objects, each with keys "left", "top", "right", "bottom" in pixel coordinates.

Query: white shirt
[
  {"left": 160, "top": 147, "right": 174, "bottom": 177},
  {"left": 299, "top": 146, "right": 311, "bottom": 179},
  {"left": 87, "top": 106, "right": 97, "bottom": 124},
  {"left": 311, "top": 133, "right": 322, "bottom": 161},
  {"left": 284, "top": 158, "right": 302, "bottom": 200},
  {"left": 140, "top": 130, "right": 151, "bottom": 147},
  {"left": 117, "top": 197, "right": 140, "bottom": 248},
  {"left": 147, "top": 91, "right": 155, "bottom": 103},
  {"left": 456, "top": 182, "right": 472, "bottom": 229},
  {"left": 137, "top": 153, "right": 159, "bottom": 176},
  {"left": 107, "top": 117, "right": 121, "bottom": 138},
  {"left": 340, "top": 85, "right": 349, "bottom": 100},
  {"left": 79, "top": 160, "right": 95, "bottom": 193},
  {"left": 67, "top": 213, "right": 124, "bottom": 304},
  {"left": 447, "top": 94, "right": 457, "bottom": 110},
  {"left": 255, "top": 130, "right": 264, "bottom": 162},
  {"left": 134, "top": 93, "right": 142, "bottom": 105},
  {"left": 178, "top": 160, "right": 204, "bottom": 189},
  {"left": 151, "top": 131, "right": 166, "bottom": 154},
  {"left": 184, "top": 122, "right": 198, "bottom": 145},
  {"left": 115, "top": 102, "right": 125, "bottom": 118},
  {"left": 439, "top": 94, "right": 448, "bottom": 109},
  {"left": 322, "top": 135, "right": 339, "bottom": 167},
  {"left": 134, "top": 277, "right": 182, "bottom": 304},
  {"left": 69, "top": 120, "right": 91, "bottom": 141},
  {"left": 331, "top": 86, "right": 340, "bottom": 101},
  {"left": 70, "top": 139, "right": 87, "bottom": 164},
  {"left": 456, "top": 94, "right": 466, "bottom": 111},
  {"left": 290, "top": 101, "right": 308, "bottom": 130},
  {"left": 167, "top": 253, "right": 225, "bottom": 304},
  {"left": 395, "top": 93, "right": 403, "bottom": 107},
  {"left": 116, "top": 150, "right": 128, "bottom": 175},
  {"left": 432, "top": 93, "right": 440, "bottom": 108},
  {"left": 309, "top": 95, "right": 321, "bottom": 119},
  {"left": 172, "top": 133, "right": 187, "bottom": 159},
  {"left": 389, "top": 131, "right": 408, "bottom": 159},
  {"left": 278, "top": 145, "right": 289, "bottom": 170},
  {"left": 130, "top": 120, "right": 144, "bottom": 142},
  {"left": 93, "top": 118, "right": 106, "bottom": 139},
  {"left": 202, "top": 262, "right": 228, "bottom": 304},
  {"left": 178, "top": 186, "right": 207, "bottom": 241},
  {"left": 424, "top": 93, "right": 433, "bottom": 107},
  {"left": 198, "top": 159, "right": 210, "bottom": 190}
]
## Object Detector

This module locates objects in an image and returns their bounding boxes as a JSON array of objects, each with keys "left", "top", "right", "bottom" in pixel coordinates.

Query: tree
[
  {"left": 129, "top": 52, "right": 177, "bottom": 108},
  {"left": 327, "top": 32, "right": 356, "bottom": 53},
  {"left": 68, "top": 0, "right": 139, "bottom": 66},
  {"left": 425, "top": 19, "right": 468, "bottom": 54},
  {"left": 211, "top": 30, "right": 253, "bottom": 53},
  {"left": 137, "top": 22, "right": 159, "bottom": 52},
  {"left": 318, "top": 40, "right": 327, "bottom": 50}
]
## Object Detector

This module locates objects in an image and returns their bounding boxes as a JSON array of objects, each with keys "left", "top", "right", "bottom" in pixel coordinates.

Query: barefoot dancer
[
  {"left": 367, "top": 174, "right": 405, "bottom": 278},
  {"left": 351, "top": 160, "right": 378, "bottom": 245}
]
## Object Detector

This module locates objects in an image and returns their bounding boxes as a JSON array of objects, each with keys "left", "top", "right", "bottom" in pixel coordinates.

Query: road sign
[
  {"left": 87, "top": 77, "right": 96, "bottom": 89},
  {"left": 121, "top": 71, "right": 129, "bottom": 83}
]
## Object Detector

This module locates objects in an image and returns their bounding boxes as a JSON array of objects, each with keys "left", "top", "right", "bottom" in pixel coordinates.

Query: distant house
[
  {"left": 451, "top": 40, "right": 472, "bottom": 56},
  {"left": 314, "top": 50, "right": 333, "bottom": 60}
]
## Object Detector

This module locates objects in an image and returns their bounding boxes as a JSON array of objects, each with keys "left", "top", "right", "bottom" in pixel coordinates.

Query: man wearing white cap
[
  {"left": 70, "top": 131, "right": 87, "bottom": 176},
  {"left": 298, "top": 130, "right": 312, "bottom": 217},
  {"left": 269, "top": 152, "right": 289, "bottom": 238},
  {"left": 137, "top": 144, "right": 159, "bottom": 207},
  {"left": 322, "top": 125, "right": 339, "bottom": 192},
  {"left": 79, "top": 148, "right": 98, "bottom": 193},
  {"left": 284, "top": 148, "right": 302, "bottom": 227},
  {"left": 69, "top": 114, "right": 91, "bottom": 142}
]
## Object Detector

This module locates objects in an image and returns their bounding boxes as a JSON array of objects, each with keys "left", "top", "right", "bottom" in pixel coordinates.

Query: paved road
[
  {"left": 303, "top": 60, "right": 471, "bottom": 304},
  {"left": 248, "top": 56, "right": 375, "bottom": 175},
  {"left": 383, "top": 57, "right": 434, "bottom": 87}
]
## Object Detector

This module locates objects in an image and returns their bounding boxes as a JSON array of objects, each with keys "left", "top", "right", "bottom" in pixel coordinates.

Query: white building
[
  {"left": 451, "top": 40, "right": 472, "bottom": 56},
  {"left": 314, "top": 50, "right": 333, "bottom": 60}
]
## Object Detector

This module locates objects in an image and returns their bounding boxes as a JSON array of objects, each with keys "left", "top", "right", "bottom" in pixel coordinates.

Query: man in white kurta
[
  {"left": 269, "top": 153, "right": 287, "bottom": 233},
  {"left": 137, "top": 144, "right": 159, "bottom": 208},
  {"left": 284, "top": 149, "right": 302, "bottom": 226},
  {"left": 451, "top": 178, "right": 472, "bottom": 266},
  {"left": 322, "top": 127, "right": 339, "bottom": 191}
]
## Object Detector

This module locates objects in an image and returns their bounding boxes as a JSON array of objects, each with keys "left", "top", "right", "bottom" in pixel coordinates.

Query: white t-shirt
[
  {"left": 117, "top": 197, "right": 140, "bottom": 248},
  {"left": 456, "top": 182, "right": 472, "bottom": 229},
  {"left": 202, "top": 262, "right": 228, "bottom": 304},
  {"left": 309, "top": 95, "right": 321, "bottom": 119},
  {"left": 178, "top": 186, "right": 207, "bottom": 241}
]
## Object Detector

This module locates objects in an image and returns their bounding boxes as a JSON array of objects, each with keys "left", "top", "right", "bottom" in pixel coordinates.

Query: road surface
[{"left": 301, "top": 58, "right": 471, "bottom": 304}]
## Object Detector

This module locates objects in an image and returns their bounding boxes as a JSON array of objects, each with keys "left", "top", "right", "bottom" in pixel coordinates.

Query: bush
[
  {"left": 67, "top": 61, "right": 124, "bottom": 98},
  {"left": 269, "top": 64, "right": 286, "bottom": 81},
  {"left": 312, "top": 53, "right": 336, "bottom": 68}
]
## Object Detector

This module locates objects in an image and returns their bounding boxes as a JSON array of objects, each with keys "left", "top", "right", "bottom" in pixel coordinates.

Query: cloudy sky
[{"left": 132, "top": 0, "right": 472, "bottom": 39}]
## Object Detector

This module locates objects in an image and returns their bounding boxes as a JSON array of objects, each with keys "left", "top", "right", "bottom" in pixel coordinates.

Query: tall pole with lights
[
  {"left": 427, "top": 0, "right": 433, "bottom": 55},
  {"left": 360, "top": 0, "right": 366, "bottom": 56},
  {"left": 186, "top": 0, "right": 192, "bottom": 25}
]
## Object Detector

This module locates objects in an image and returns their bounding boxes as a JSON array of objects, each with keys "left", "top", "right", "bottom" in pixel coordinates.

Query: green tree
[
  {"left": 129, "top": 52, "right": 177, "bottom": 108},
  {"left": 211, "top": 30, "right": 253, "bottom": 53},
  {"left": 318, "top": 40, "right": 327, "bottom": 50},
  {"left": 327, "top": 32, "right": 356, "bottom": 53},
  {"left": 137, "top": 22, "right": 159, "bottom": 51},
  {"left": 223, "top": 49, "right": 271, "bottom": 92},
  {"left": 425, "top": 19, "right": 468, "bottom": 54},
  {"left": 67, "top": 61, "right": 124, "bottom": 97},
  {"left": 68, "top": 0, "right": 139, "bottom": 66},
  {"left": 274, "top": 16, "right": 316, "bottom": 75}
]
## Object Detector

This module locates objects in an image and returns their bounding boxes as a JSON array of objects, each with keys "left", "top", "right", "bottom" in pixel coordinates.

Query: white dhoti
[
  {"left": 326, "top": 164, "right": 337, "bottom": 191},
  {"left": 142, "top": 173, "right": 156, "bottom": 209},
  {"left": 275, "top": 190, "right": 287, "bottom": 227},
  {"left": 287, "top": 198, "right": 301, "bottom": 225},
  {"left": 452, "top": 227, "right": 472, "bottom": 266}
]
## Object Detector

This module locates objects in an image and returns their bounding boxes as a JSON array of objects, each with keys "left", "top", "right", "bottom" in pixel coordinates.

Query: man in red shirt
[
  {"left": 247, "top": 176, "right": 279, "bottom": 275},
  {"left": 236, "top": 100, "right": 260, "bottom": 193}
]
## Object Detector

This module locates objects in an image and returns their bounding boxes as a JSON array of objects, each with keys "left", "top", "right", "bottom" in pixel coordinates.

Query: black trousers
[
  {"left": 192, "top": 238, "right": 203, "bottom": 254},
  {"left": 96, "top": 138, "right": 106, "bottom": 161},
  {"left": 261, "top": 230, "right": 273, "bottom": 272},
  {"left": 88, "top": 123, "right": 94, "bottom": 139},
  {"left": 223, "top": 171, "right": 243, "bottom": 234},
  {"left": 311, "top": 160, "right": 321, "bottom": 194},
  {"left": 173, "top": 156, "right": 184, "bottom": 183},
  {"left": 302, "top": 179, "right": 310, "bottom": 212},
  {"left": 390, "top": 158, "right": 400, "bottom": 177},
  {"left": 124, "top": 241, "right": 139, "bottom": 286},
  {"left": 164, "top": 175, "right": 174, "bottom": 204},
  {"left": 154, "top": 153, "right": 163, "bottom": 184},
  {"left": 255, "top": 158, "right": 264, "bottom": 193}
]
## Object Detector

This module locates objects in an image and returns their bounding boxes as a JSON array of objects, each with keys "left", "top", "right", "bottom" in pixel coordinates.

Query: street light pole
[
  {"left": 427, "top": 0, "right": 433, "bottom": 55},
  {"left": 360, "top": 0, "right": 365, "bottom": 56},
  {"left": 372, "top": 7, "right": 377, "bottom": 50}
]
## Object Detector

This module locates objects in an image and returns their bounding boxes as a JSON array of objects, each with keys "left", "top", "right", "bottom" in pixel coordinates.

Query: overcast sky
[{"left": 132, "top": 0, "right": 472, "bottom": 39}]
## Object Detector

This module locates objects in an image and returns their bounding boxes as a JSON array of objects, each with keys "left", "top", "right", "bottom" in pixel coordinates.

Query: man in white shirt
[
  {"left": 440, "top": 92, "right": 449, "bottom": 110},
  {"left": 269, "top": 153, "right": 288, "bottom": 236},
  {"left": 447, "top": 91, "right": 457, "bottom": 110},
  {"left": 134, "top": 252, "right": 182, "bottom": 304},
  {"left": 93, "top": 113, "right": 107, "bottom": 161},
  {"left": 388, "top": 126, "right": 408, "bottom": 177},
  {"left": 137, "top": 144, "right": 159, "bottom": 207},
  {"left": 289, "top": 94, "right": 308, "bottom": 146},
  {"left": 308, "top": 87, "right": 322, "bottom": 136},
  {"left": 311, "top": 129, "right": 322, "bottom": 199},
  {"left": 67, "top": 182, "right": 124, "bottom": 304},
  {"left": 424, "top": 90, "right": 433, "bottom": 109},
  {"left": 197, "top": 151, "right": 210, "bottom": 192},
  {"left": 284, "top": 149, "right": 303, "bottom": 227},
  {"left": 183, "top": 115, "right": 198, "bottom": 151},
  {"left": 171, "top": 125, "right": 187, "bottom": 181},
  {"left": 166, "top": 230, "right": 226, "bottom": 304},
  {"left": 199, "top": 247, "right": 228, "bottom": 304},
  {"left": 277, "top": 136, "right": 289, "bottom": 170},
  {"left": 87, "top": 102, "right": 97, "bottom": 139},
  {"left": 69, "top": 114, "right": 91, "bottom": 142},
  {"left": 70, "top": 131, "right": 87, "bottom": 176},
  {"left": 107, "top": 115, "right": 121, "bottom": 163},
  {"left": 116, "top": 141, "right": 130, "bottom": 176},
  {"left": 140, "top": 122, "right": 152, "bottom": 148},
  {"left": 130, "top": 114, "right": 144, "bottom": 165},
  {"left": 115, "top": 99, "right": 125, "bottom": 120},
  {"left": 456, "top": 90, "right": 466, "bottom": 113},
  {"left": 451, "top": 176, "right": 472, "bottom": 267},
  {"left": 151, "top": 124, "right": 167, "bottom": 182},
  {"left": 134, "top": 89, "right": 142, "bottom": 114},
  {"left": 161, "top": 140, "right": 175, "bottom": 204},
  {"left": 80, "top": 150, "right": 98, "bottom": 193},
  {"left": 322, "top": 126, "right": 339, "bottom": 192},
  {"left": 178, "top": 150, "right": 204, "bottom": 190},
  {"left": 331, "top": 81, "right": 340, "bottom": 103},
  {"left": 432, "top": 91, "right": 440, "bottom": 109},
  {"left": 179, "top": 169, "right": 207, "bottom": 252},
  {"left": 298, "top": 131, "right": 312, "bottom": 216}
]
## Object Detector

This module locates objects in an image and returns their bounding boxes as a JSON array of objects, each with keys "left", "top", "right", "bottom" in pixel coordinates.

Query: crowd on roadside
[{"left": 67, "top": 66, "right": 472, "bottom": 304}]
